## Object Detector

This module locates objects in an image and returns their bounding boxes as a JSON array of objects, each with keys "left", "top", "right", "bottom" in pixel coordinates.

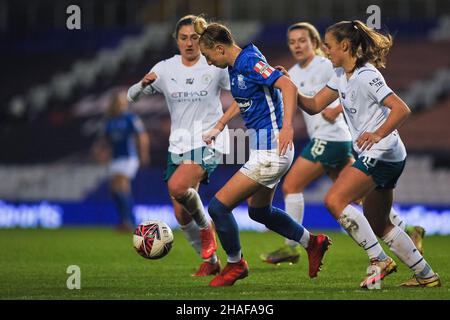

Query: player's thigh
[
  {"left": 215, "top": 171, "right": 263, "bottom": 209},
  {"left": 363, "top": 188, "right": 394, "bottom": 237},
  {"left": 283, "top": 156, "right": 326, "bottom": 194},
  {"left": 167, "top": 162, "right": 205, "bottom": 197},
  {"left": 325, "top": 166, "right": 376, "bottom": 217},
  {"left": 247, "top": 185, "right": 277, "bottom": 208}
]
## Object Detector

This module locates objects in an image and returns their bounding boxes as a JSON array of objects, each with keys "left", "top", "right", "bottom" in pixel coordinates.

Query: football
[{"left": 133, "top": 220, "right": 174, "bottom": 259}]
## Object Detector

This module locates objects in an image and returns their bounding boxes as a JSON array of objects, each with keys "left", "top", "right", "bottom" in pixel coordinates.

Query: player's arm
[
  {"left": 298, "top": 86, "right": 339, "bottom": 115},
  {"left": 203, "top": 101, "right": 239, "bottom": 144},
  {"left": 136, "top": 131, "right": 150, "bottom": 167},
  {"left": 321, "top": 104, "right": 343, "bottom": 124},
  {"left": 127, "top": 72, "right": 158, "bottom": 103},
  {"left": 357, "top": 93, "right": 411, "bottom": 151},
  {"left": 274, "top": 75, "right": 297, "bottom": 155},
  {"left": 274, "top": 65, "right": 339, "bottom": 116}
]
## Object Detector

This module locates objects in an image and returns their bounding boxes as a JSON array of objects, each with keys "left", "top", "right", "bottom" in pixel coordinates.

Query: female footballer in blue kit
[
  {"left": 104, "top": 90, "right": 149, "bottom": 231},
  {"left": 295, "top": 20, "right": 440, "bottom": 288},
  {"left": 194, "top": 17, "right": 331, "bottom": 287}
]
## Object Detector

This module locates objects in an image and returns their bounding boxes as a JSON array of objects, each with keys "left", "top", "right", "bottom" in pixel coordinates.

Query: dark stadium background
[{"left": 0, "top": 0, "right": 449, "bottom": 232}]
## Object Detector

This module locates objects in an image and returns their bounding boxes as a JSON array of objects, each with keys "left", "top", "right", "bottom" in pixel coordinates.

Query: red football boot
[
  {"left": 209, "top": 258, "right": 249, "bottom": 287},
  {"left": 192, "top": 259, "right": 221, "bottom": 277},
  {"left": 200, "top": 223, "right": 218, "bottom": 260},
  {"left": 305, "top": 234, "right": 331, "bottom": 278}
]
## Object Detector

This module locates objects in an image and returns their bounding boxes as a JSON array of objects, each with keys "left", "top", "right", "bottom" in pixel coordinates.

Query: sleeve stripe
[
  {"left": 358, "top": 69, "right": 377, "bottom": 75},
  {"left": 380, "top": 91, "right": 394, "bottom": 104},
  {"left": 326, "top": 85, "right": 338, "bottom": 92}
]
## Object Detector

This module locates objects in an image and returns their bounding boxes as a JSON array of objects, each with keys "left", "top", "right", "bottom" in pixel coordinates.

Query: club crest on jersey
[
  {"left": 237, "top": 74, "right": 247, "bottom": 89},
  {"left": 253, "top": 61, "right": 274, "bottom": 79},
  {"left": 201, "top": 73, "right": 212, "bottom": 85}
]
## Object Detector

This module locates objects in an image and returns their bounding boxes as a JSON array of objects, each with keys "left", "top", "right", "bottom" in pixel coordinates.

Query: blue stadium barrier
[{"left": 0, "top": 200, "right": 449, "bottom": 235}]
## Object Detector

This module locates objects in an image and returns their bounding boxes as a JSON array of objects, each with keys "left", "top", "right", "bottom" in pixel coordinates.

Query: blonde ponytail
[
  {"left": 193, "top": 15, "right": 234, "bottom": 49},
  {"left": 193, "top": 16, "right": 208, "bottom": 36}
]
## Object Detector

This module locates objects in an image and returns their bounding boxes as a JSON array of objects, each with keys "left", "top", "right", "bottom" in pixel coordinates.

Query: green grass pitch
[{"left": 0, "top": 228, "right": 448, "bottom": 300}]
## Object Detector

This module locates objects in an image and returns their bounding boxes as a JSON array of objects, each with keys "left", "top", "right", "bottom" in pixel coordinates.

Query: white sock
[
  {"left": 180, "top": 220, "right": 201, "bottom": 255},
  {"left": 298, "top": 229, "right": 310, "bottom": 249},
  {"left": 382, "top": 225, "right": 435, "bottom": 278},
  {"left": 284, "top": 193, "right": 304, "bottom": 247},
  {"left": 338, "top": 205, "right": 387, "bottom": 261},
  {"left": 180, "top": 220, "right": 217, "bottom": 263},
  {"left": 389, "top": 207, "right": 406, "bottom": 231},
  {"left": 227, "top": 250, "right": 242, "bottom": 263},
  {"left": 177, "top": 188, "right": 209, "bottom": 229}
]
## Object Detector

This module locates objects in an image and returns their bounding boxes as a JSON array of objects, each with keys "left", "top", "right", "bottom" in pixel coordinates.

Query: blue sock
[
  {"left": 208, "top": 197, "right": 241, "bottom": 256},
  {"left": 112, "top": 191, "right": 135, "bottom": 226},
  {"left": 248, "top": 206, "right": 304, "bottom": 242}
]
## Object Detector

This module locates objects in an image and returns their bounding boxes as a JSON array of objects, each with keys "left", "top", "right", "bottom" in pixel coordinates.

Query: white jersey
[
  {"left": 128, "top": 55, "right": 230, "bottom": 155},
  {"left": 326, "top": 63, "right": 406, "bottom": 162},
  {"left": 289, "top": 56, "right": 351, "bottom": 142}
]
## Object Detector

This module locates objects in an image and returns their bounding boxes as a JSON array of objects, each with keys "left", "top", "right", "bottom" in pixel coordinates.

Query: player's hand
[
  {"left": 321, "top": 107, "right": 340, "bottom": 124},
  {"left": 356, "top": 132, "right": 382, "bottom": 151},
  {"left": 141, "top": 72, "right": 157, "bottom": 87},
  {"left": 278, "top": 125, "right": 294, "bottom": 156},
  {"left": 202, "top": 127, "right": 222, "bottom": 145},
  {"left": 274, "top": 65, "right": 290, "bottom": 78}
]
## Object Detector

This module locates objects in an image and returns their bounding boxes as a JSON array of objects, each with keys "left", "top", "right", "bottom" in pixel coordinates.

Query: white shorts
[
  {"left": 109, "top": 157, "right": 139, "bottom": 179},
  {"left": 239, "top": 147, "right": 294, "bottom": 189}
]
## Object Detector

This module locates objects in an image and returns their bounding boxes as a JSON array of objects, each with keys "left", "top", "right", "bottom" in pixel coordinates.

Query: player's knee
[
  {"left": 167, "top": 179, "right": 189, "bottom": 200},
  {"left": 248, "top": 206, "right": 271, "bottom": 224}
]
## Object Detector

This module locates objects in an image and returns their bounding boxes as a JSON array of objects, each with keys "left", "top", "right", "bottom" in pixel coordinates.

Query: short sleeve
[
  {"left": 361, "top": 71, "right": 393, "bottom": 104},
  {"left": 218, "top": 68, "right": 231, "bottom": 91},
  {"left": 321, "top": 59, "right": 335, "bottom": 84},
  {"left": 326, "top": 69, "right": 339, "bottom": 91},
  {"left": 244, "top": 57, "right": 283, "bottom": 86}
]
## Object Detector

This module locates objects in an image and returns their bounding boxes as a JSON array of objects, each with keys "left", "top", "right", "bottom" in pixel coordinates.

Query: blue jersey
[
  {"left": 105, "top": 111, "right": 145, "bottom": 159},
  {"left": 228, "top": 44, "right": 284, "bottom": 149}
]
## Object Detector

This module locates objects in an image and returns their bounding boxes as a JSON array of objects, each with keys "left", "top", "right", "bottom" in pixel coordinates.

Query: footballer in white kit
[
  {"left": 127, "top": 15, "right": 232, "bottom": 278},
  {"left": 326, "top": 62, "right": 407, "bottom": 188},
  {"left": 128, "top": 54, "right": 230, "bottom": 181}
]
